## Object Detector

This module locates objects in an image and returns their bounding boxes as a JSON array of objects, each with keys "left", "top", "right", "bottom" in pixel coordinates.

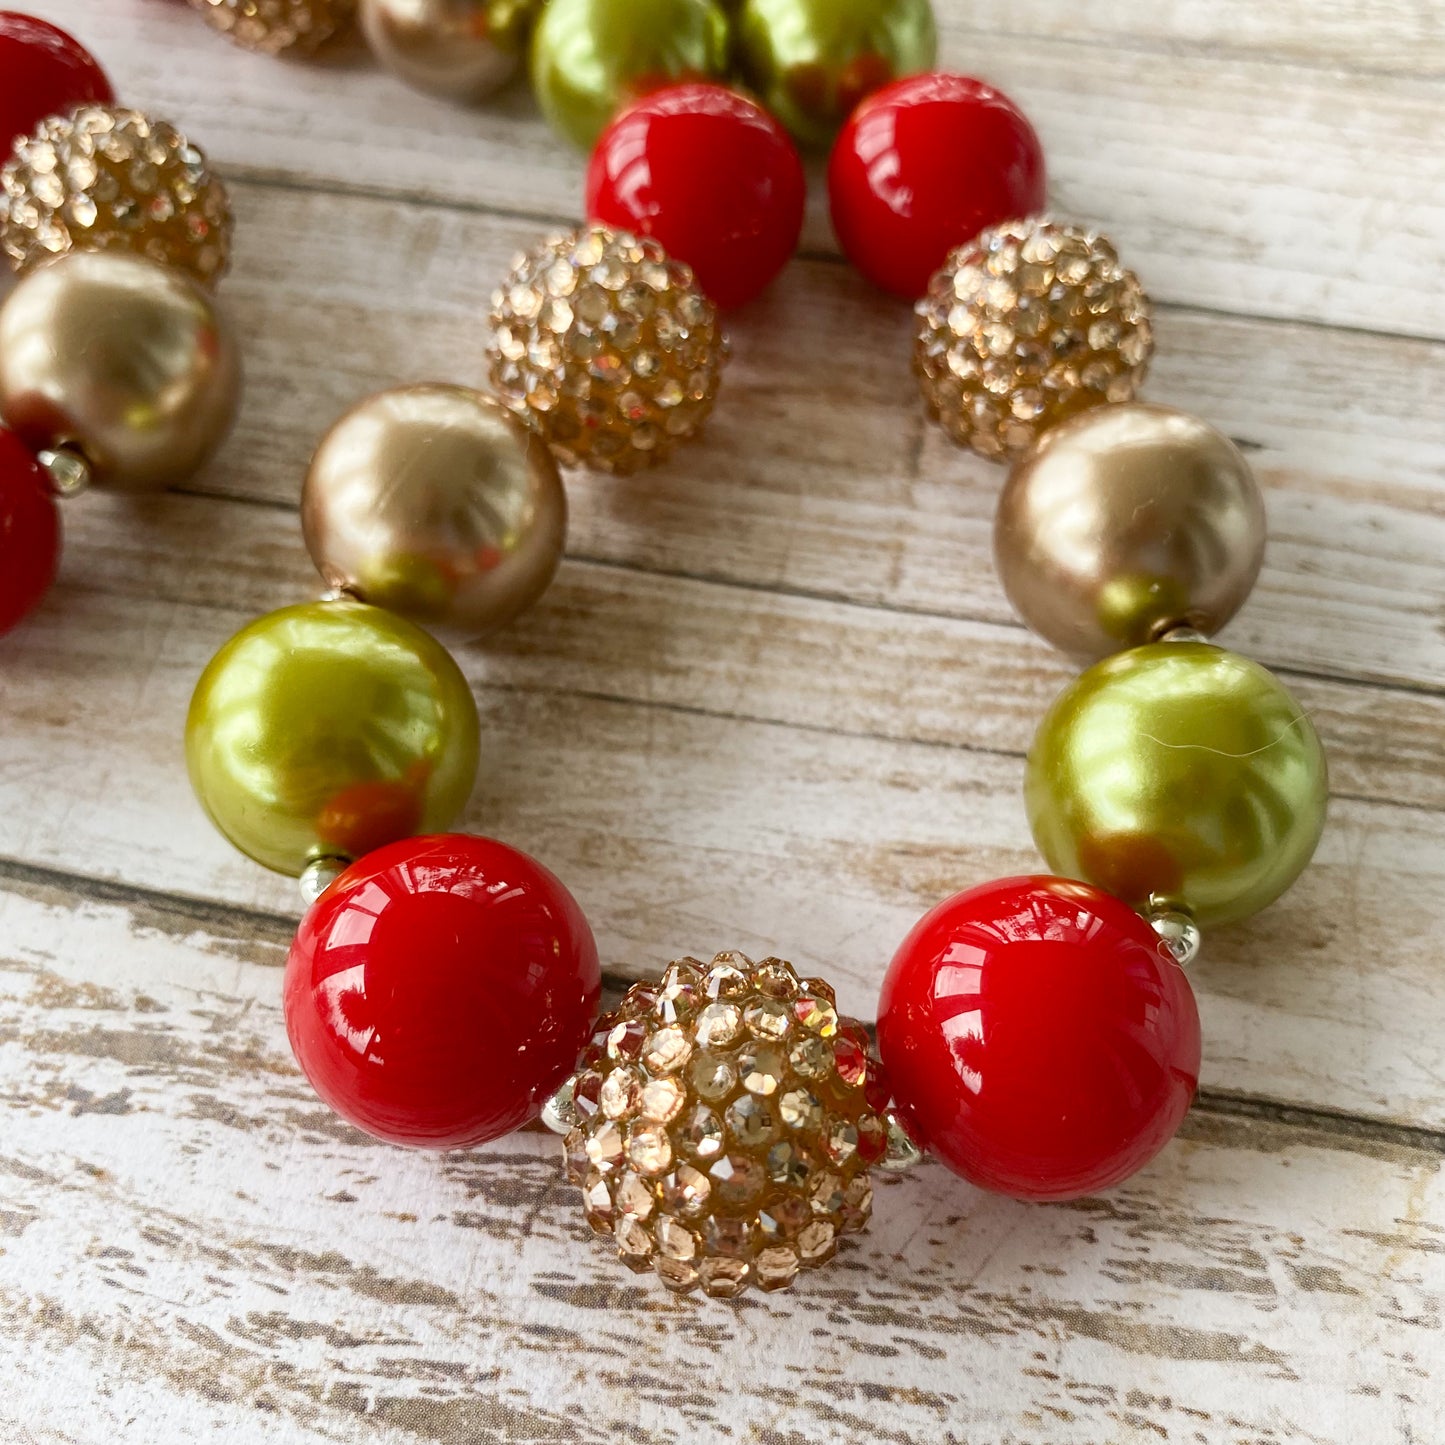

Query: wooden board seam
[
  {"left": 211, "top": 168, "right": 1445, "bottom": 351},
  {"left": 7, "top": 851, "right": 1443, "bottom": 1157},
  {"left": 940, "top": 20, "right": 1445, "bottom": 84}
]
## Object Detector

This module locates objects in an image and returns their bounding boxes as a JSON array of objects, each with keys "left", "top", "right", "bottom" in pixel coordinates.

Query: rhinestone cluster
[
  {"left": 915, "top": 216, "right": 1154, "bottom": 461},
  {"left": 187, "top": 0, "right": 355, "bottom": 54},
  {"left": 0, "top": 108, "right": 232, "bottom": 287},
  {"left": 486, "top": 224, "right": 727, "bottom": 475},
  {"left": 556, "top": 952, "right": 888, "bottom": 1297}
]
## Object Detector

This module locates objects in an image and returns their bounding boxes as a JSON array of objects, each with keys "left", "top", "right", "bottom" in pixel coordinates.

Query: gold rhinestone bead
[
  {"left": 755, "top": 1244, "right": 800, "bottom": 1292},
  {"left": 613, "top": 1171, "right": 655, "bottom": 1219},
  {"left": 582, "top": 1172, "right": 613, "bottom": 1233},
  {"left": 640, "top": 1075, "right": 686, "bottom": 1123},
  {"left": 187, "top": 0, "right": 356, "bottom": 54},
  {"left": 554, "top": 951, "right": 888, "bottom": 1298},
  {"left": 486, "top": 224, "right": 728, "bottom": 475},
  {"left": 0, "top": 108, "right": 232, "bottom": 288},
  {"left": 641, "top": 1025, "right": 692, "bottom": 1075},
  {"left": 687, "top": 1050, "right": 736, "bottom": 1100},
  {"left": 599, "top": 1067, "right": 642, "bottom": 1119},
  {"left": 615, "top": 1214, "right": 653, "bottom": 1271},
  {"left": 744, "top": 997, "right": 791, "bottom": 1039},
  {"left": 737, "top": 1041, "right": 785, "bottom": 1094},
  {"left": 914, "top": 216, "right": 1153, "bottom": 462},
  {"left": 661, "top": 1164, "right": 710, "bottom": 1217}
]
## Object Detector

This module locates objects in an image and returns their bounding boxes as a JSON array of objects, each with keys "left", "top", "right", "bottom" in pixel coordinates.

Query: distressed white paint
[{"left": 0, "top": 2, "right": 1442, "bottom": 1441}]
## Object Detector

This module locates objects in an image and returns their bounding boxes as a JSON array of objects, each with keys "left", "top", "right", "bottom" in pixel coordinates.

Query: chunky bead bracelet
[{"left": 0, "top": 6, "right": 1328, "bottom": 1303}]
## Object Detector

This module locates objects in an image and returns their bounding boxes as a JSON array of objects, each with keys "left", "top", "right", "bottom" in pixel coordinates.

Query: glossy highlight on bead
[
  {"left": 829, "top": 72, "right": 1046, "bottom": 299},
  {"left": 587, "top": 83, "right": 805, "bottom": 309},
  {"left": 878, "top": 875, "right": 1201, "bottom": 1201},
  {"left": 285, "top": 834, "right": 601, "bottom": 1149}
]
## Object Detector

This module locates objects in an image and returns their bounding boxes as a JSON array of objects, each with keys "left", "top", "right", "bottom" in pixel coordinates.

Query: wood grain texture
[
  {"left": 1, "top": 878, "right": 1442, "bottom": 1445},
  {"left": 1, "top": 2, "right": 1443, "bottom": 1441}
]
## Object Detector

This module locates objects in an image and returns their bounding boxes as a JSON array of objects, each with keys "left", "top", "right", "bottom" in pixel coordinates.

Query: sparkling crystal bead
[
  {"left": 915, "top": 216, "right": 1152, "bottom": 461},
  {"left": 486, "top": 224, "right": 727, "bottom": 475},
  {"left": 556, "top": 951, "right": 888, "bottom": 1297},
  {"left": 187, "top": 0, "right": 355, "bottom": 55},
  {"left": 0, "top": 106, "right": 232, "bottom": 286}
]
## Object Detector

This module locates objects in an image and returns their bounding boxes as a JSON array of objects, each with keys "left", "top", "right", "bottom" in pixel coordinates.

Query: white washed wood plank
[
  {"left": 0, "top": 884, "right": 1441, "bottom": 1444},
  {"left": 29, "top": 0, "right": 1445, "bottom": 337},
  {"left": 939, "top": 0, "right": 1445, "bottom": 76},
  {"left": 0, "top": 584, "right": 1442, "bottom": 1134},
  {"left": 94, "top": 176, "right": 1440, "bottom": 697},
  {"left": 45, "top": 487, "right": 1445, "bottom": 816}
]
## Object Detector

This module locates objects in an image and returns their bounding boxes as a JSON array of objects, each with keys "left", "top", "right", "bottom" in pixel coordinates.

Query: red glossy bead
[
  {"left": 0, "top": 13, "right": 114, "bottom": 159},
  {"left": 0, "top": 429, "right": 60, "bottom": 636},
  {"left": 284, "top": 835, "right": 601, "bottom": 1150},
  {"left": 877, "top": 876, "right": 1200, "bottom": 1201},
  {"left": 586, "top": 82, "right": 806, "bottom": 310},
  {"left": 828, "top": 72, "right": 1046, "bottom": 300}
]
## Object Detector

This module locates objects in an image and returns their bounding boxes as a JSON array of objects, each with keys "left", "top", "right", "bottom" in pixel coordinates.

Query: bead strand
[
  {"left": 0, "top": 8, "right": 1333, "bottom": 1303},
  {"left": 0, "top": 16, "right": 240, "bottom": 635}
]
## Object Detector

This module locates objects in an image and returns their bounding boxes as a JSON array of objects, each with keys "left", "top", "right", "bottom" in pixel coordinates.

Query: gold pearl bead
[
  {"left": 996, "top": 404, "right": 1266, "bottom": 659},
  {"left": 487, "top": 225, "right": 727, "bottom": 474},
  {"left": 915, "top": 217, "right": 1154, "bottom": 461},
  {"left": 0, "top": 251, "right": 241, "bottom": 492},
  {"left": 0, "top": 107, "right": 232, "bottom": 288},
  {"left": 302, "top": 384, "right": 567, "bottom": 637},
  {"left": 1025, "top": 640, "right": 1328, "bottom": 928},
  {"left": 359, "top": 0, "right": 534, "bottom": 102},
  {"left": 187, "top": 0, "right": 356, "bottom": 54},
  {"left": 186, "top": 599, "right": 480, "bottom": 876}
]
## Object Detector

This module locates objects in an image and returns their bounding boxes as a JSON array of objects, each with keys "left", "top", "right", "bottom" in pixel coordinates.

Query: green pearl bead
[
  {"left": 1025, "top": 641, "right": 1328, "bottom": 928},
  {"left": 735, "top": 0, "right": 938, "bottom": 148},
  {"left": 186, "top": 599, "right": 480, "bottom": 877},
  {"left": 530, "top": 0, "right": 731, "bottom": 150}
]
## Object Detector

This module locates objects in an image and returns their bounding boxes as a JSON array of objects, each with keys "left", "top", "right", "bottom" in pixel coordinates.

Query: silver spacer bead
[
  {"left": 39, "top": 446, "right": 93, "bottom": 499},
  {"left": 541, "top": 1075, "right": 580, "bottom": 1136},
  {"left": 1156, "top": 623, "right": 1209, "bottom": 645},
  {"left": 298, "top": 856, "right": 349, "bottom": 907},
  {"left": 1148, "top": 904, "right": 1202, "bottom": 967},
  {"left": 877, "top": 1110, "right": 925, "bottom": 1173}
]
